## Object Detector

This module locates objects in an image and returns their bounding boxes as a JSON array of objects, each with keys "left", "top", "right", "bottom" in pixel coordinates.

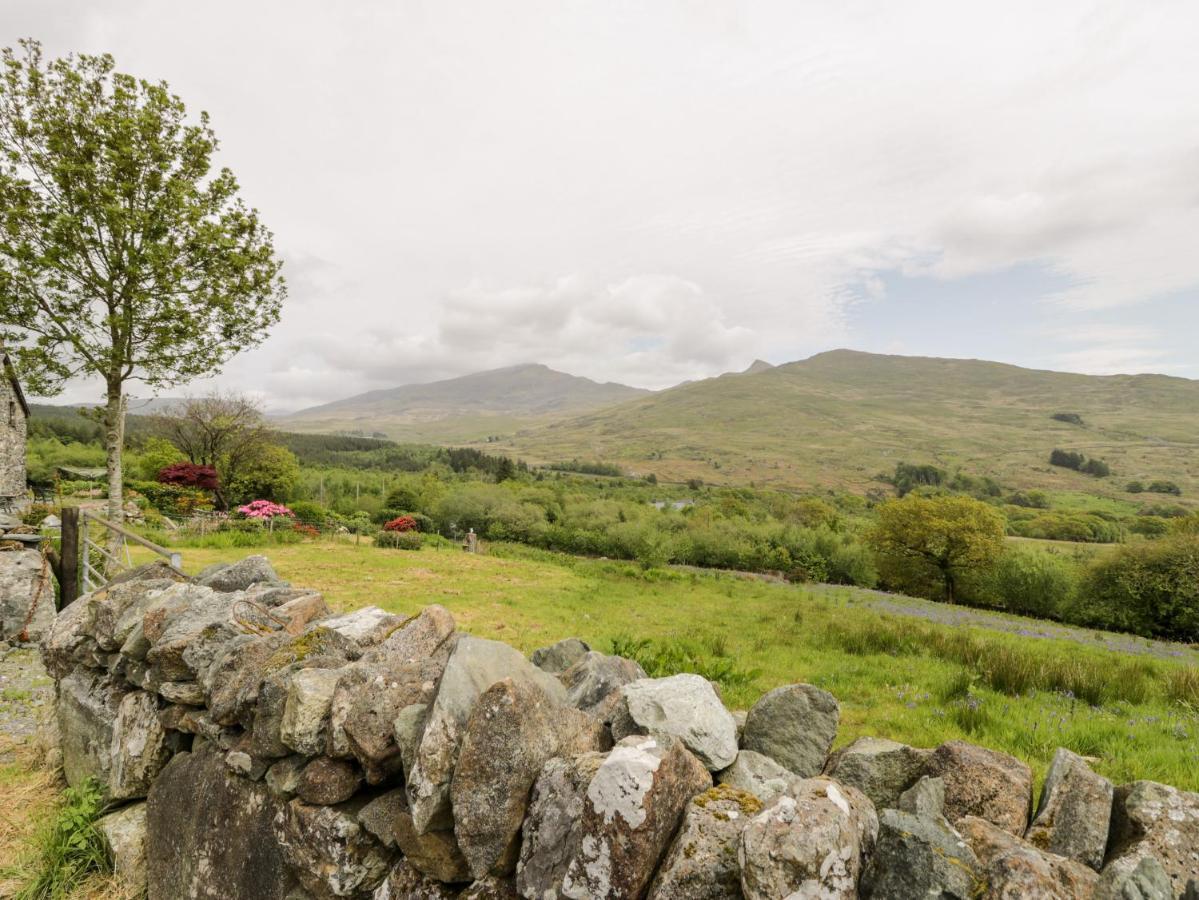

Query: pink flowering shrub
[{"left": 237, "top": 499, "right": 295, "bottom": 519}]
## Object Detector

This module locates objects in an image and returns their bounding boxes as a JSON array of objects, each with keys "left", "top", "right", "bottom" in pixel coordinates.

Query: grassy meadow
[{"left": 136, "top": 539, "right": 1199, "bottom": 792}]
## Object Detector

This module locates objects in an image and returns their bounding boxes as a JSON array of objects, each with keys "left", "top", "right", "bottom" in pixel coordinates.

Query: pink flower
[{"left": 237, "top": 499, "right": 295, "bottom": 519}]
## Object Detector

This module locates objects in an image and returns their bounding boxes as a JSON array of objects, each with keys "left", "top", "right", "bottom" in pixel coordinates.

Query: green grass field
[{"left": 143, "top": 539, "right": 1199, "bottom": 792}]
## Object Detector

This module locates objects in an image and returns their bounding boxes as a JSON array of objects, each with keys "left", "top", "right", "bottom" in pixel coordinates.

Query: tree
[
  {"left": 0, "top": 40, "right": 284, "bottom": 532},
  {"left": 156, "top": 393, "right": 277, "bottom": 509},
  {"left": 225, "top": 443, "right": 299, "bottom": 504},
  {"left": 868, "top": 495, "right": 1006, "bottom": 603}
]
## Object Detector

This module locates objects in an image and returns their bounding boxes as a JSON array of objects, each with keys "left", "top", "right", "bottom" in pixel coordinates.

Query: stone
[
  {"left": 619, "top": 674, "right": 738, "bottom": 771},
  {"left": 272, "top": 592, "right": 332, "bottom": 634},
  {"left": 1025, "top": 747, "right": 1113, "bottom": 871},
  {"left": 143, "top": 583, "right": 252, "bottom": 681},
  {"left": 452, "top": 677, "right": 607, "bottom": 879},
  {"left": 394, "top": 792, "right": 472, "bottom": 883},
  {"left": 460, "top": 876, "right": 518, "bottom": 899},
  {"left": 197, "top": 554, "right": 284, "bottom": 592},
  {"left": 648, "top": 784, "right": 763, "bottom": 900},
  {"left": 559, "top": 650, "right": 647, "bottom": 721},
  {"left": 530, "top": 637, "right": 590, "bottom": 674},
  {"left": 340, "top": 656, "right": 444, "bottom": 783},
  {"left": 923, "top": 739, "right": 1032, "bottom": 835},
  {"left": 1094, "top": 856, "right": 1174, "bottom": 900},
  {"left": 90, "top": 576, "right": 180, "bottom": 651},
  {"left": 358, "top": 788, "right": 406, "bottom": 849},
  {"left": 1107, "top": 780, "right": 1199, "bottom": 895},
  {"left": 266, "top": 755, "right": 308, "bottom": 798},
  {"left": 274, "top": 797, "right": 395, "bottom": 899},
  {"left": 559, "top": 735, "right": 712, "bottom": 899},
  {"left": 319, "top": 606, "right": 406, "bottom": 646},
  {"left": 741, "top": 683, "right": 839, "bottom": 778},
  {"left": 109, "top": 689, "right": 177, "bottom": 800},
  {"left": 0, "top": 548, "right": 55, "bottom": 642},
  {"left": 716, "top": 749, "right": 802, "bottom": 803},
  {"left": 253, "top": 667, "right": 301, "bottom": 758},
  {"left": 96, "top": 801, "right": 147, "bottom": 895},
  {"left": 57, "top": 669, "right": 128, "bottom": 796},
  {"left": 365, "top": 604, "right": 457, "bottom": 665},
  {"left": 394, "top": 703, "right": 428, "bottom": 776},
  {"left": 861, "top": 808, "right": 980, "bottom": 899},
  {"left": 226, "top": 748, "right": 270, "bottom": 780},
  {"left": 147, "top": 747, "right": 300, "bottom": 900},
  {"left": 297, "top": 756, "right": 362, "bottom": 805},
  {"left": 959, "top": 815, "right": 1099, "bottom": 899},
  {"left": 738, "top": 777, "right": 878, "bottom": 900},
  {"left": 406, "top": 635, "right": 566, "bottom": 833},
  {"left": 41, "top": 590, "right": 100, "bottom": 678},
  {"left": 823, "top": 735, "right": 930, "bottom": 810},
  {"left": 372, "top": 861, "right": 460, "bottom": 900},
  {"left": 898, "top": 775, "right": 946, "bottom": 819},
  {"left": 281, "top": 667, "right": 342, "bottom": 755},
  {"left": 158, "top": 680, "right": 206, "bottom": 706}
]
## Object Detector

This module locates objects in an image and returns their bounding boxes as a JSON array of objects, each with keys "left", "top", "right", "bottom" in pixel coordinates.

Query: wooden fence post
[{"left": 59, "top": 505, "right": 80, "bottom": 609}]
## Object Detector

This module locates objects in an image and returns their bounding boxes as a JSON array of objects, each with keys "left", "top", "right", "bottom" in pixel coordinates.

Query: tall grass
[
  {"left": 610, "top": 635, "right": 761, "bottom": 695},
  {"left": 12, "top": 780, "right": 111, "bottom": 900}
]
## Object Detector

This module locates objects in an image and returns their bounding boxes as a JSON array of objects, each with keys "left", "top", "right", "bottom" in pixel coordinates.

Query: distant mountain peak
[{"left": 743, "top": 359, "right": 775, "bottom": 374}]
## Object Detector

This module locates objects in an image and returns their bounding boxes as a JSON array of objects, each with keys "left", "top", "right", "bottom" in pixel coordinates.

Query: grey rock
[
  {"left": 452, "top": 677, "right": 607, "bottom": 879},
  {"left": 57, "top": 669, "right": 128, "bottom": 797},
  {"left": 41, "top": 589, "right": 100, "bottom": 678},
  {"left": 197, "top": 554, "right": 283, "bottom": 592},
  {"left": 225, "top": 748, "right": 270, "bottom": 780},
  {"left": 823, "top": 735, "right": 930, "bottom": 810},
  {"left": 394, "top": 702, "right": 428, "bottom": 778},
  {"left": 96, "top": 801, "right": 147, "bottom": 895},
  {"left": 394, "top": 791, "right": 472, "bottom": 883},
  {"left": 281, "top": 667, "right": 342, "bottom": 756},
  {"left": 559, "top": 650, "right": 646, "bottom": 720},
  {"left": 958, "top": 815, "right": 1099, "bottom": 899},
  {"left": 861, "top": 808, "right": 980, "bottom": 899},
  {"left": 274, "top": 797, "right": 394, "bottom": 899},
  {"left": 741, "top": 683, "right": 839, "bottom": 778},
  {"left": 530, "top": 637, "right": 590, "bottom": 674},
  {"left": 898, "top": 775, "right": 946, "bottom": 819},
  {"left": 341, "top": 657, "right": 444, "bottom": 783},
  {"left": 319, "top": 606, "right": 405, "bottom": 646},
  {"left": 365, "top": 604, "right": 457, "bottom": 665},
  {"left": 460, "top": 876, "right": 517, "bottom": 899},
  {"left": 649, "top": 784, "right": 763, "bottom": 899},
  {"left": 1094, "top": 856, "right": 1174, "bottom": 900},
  {"left": 372, "top": 861, "right": 460, "bottom": 899},
  {"left": 109, "top": 689, "right": 175, "bottom": 800},
  {"left": 1107, "top": 780, "right": 1199, "bottom": 896},
  {"left": 0, "top": 549, "right": 55, "bottom": 642},
  {"left": 923, "top": 739, "right": 1032, "bottom": 835},
  {"left": 90, "top": 576, "right": 180, "bottom": 651},
  {"left": 716, "top": 750, "right": 802, "bottom": 803},
  {"left": 1026, "top": 747, "right": 1113, "bottom": 871},
  {"left": 297, "top": 756, "right": 362, "bottom": 806},
  {"left": 619, "top": 674, "right": 738, "bottom": 771},
  {"left": 158, "top": 680, "right": 206, "bottom": 706},
  {"left": 738, "top": 777, "right": 878, "bottom": 900},
  {"left": 406, "top": 635, "right": 566, "bottom": 833},
  {"left": 266, "top": 755, "right": 308, "bottom": 798},
  {"left": 147, "top": 746, "right": 300, "bottom": 900},
  {"left": 358, "top": 788, "right": 406, "bottom": 849}
]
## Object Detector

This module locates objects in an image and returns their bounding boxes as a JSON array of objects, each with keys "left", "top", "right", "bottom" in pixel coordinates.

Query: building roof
[
  {"left": 56, "top": 466, "right": 107, "bottom": 480},
  {"left": 0, "top": 349, "right": 30, "bottom": 418}
]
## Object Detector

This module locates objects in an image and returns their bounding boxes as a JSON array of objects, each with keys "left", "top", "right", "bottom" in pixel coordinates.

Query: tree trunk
[
  {"left": 944, "top": 569, "right": 955, "bottom": 604},
  {"left": 103, "top": 381, "right": 126, "bottom": 572}
]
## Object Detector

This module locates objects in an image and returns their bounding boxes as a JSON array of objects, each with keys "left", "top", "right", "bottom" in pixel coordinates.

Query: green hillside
[
  {"left": 279, "top": 363, "right": 649, "bottom": 442},
  {"left": 498, "top": 350, "right": 1199, "bottom": 502}
]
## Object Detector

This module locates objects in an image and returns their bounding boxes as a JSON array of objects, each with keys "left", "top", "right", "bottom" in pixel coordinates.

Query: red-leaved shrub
[
  {"left": 157, "top": 462, "right": 220, "bottom": 491},
  {"left": 383, "top": 515, "right": 418, "bottom": 532}
]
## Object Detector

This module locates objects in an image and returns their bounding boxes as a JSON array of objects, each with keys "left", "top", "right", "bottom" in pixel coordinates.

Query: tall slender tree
[{"left": 0, "top": 39, "right": 285, "bottom": 530}]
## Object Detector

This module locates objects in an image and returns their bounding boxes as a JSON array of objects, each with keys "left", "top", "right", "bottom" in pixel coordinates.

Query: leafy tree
[
  {"left": 225, "top": 443, "right": 299, "bottom": 504},
  {"left": 868, "top": 495, "right": 1006, "bottom": 603},
  {"left": 0, "top": 40, "right": 284, "bottom": 531},
  {"left": 891, "top": 462, "right": 946, "bottom": 496},
  {"left": 1080, "top": 535, "right": 1199, "bottom": 641},
  {"left": 134, "top": 436, "right": 185, "bottom": 481},
  {"left": 1049, "top": 449, "right": 1085, "bottom": 471},
  {"left": 157, "top": 461, "right": 219, "bottom": 490},
  {"left": 1080, "top": 458, "right": 1110, "bottom": 478}
]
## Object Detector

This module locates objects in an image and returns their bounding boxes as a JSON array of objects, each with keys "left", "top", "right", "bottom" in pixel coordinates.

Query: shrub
[
  {"left": 1052, "top": 412, "right": 1085, "bottom": 426},
  {"left": 374, "top": 529, "right": 422, "bottom": 550},
  {"left": 1049, "top": 449, "right": 1085, "bottom": 471},
  {"left": 237, "top": 499, "right": 294, "bottom": 519},
  {"left": 983, "top": 548, "right": 1078, "bottom": 620},
  {"left": 126, "top": 479, "right": 212, "bottom": 515},
  {"left": 1130, "top": 516, "right": 1170, "bottom": 537},
  {"left": 1080, "top": 458, "right": 1110, "bottom": 478},
  {"left": 157, "top": 462, "right": 219, "bottom": 490},
  {"left": 1126, "top": 481, "right": 1145, "bottom": 494},
  {"left": 891, "top": 462, "right": 946, "bottom": 497},
  {"left": 1077, "top": 535, "right": 1199, "bottom": 641},
  {"left": 287, "top": 500, "right": 332, "bottom": 526},
  {"left": 1007, "top": 490, "right": 1050, "bottom": 509},
  {"left": 1147, "top": 480, "right": 1182, "bottom": 496},
  {"left": 292, "top": 523, "right": 320, "bottom": 539},
  {"left": 383, "top": 515, "right": 418, "bottom": 532}
]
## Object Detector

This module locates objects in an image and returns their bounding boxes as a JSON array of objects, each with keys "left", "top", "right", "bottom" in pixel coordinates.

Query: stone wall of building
[
  {"left": 41, "top": 555, "right": 1199, "bottom": 899},
  {"left": 0, "top": 369, "right": 27, "bottom": 498}
]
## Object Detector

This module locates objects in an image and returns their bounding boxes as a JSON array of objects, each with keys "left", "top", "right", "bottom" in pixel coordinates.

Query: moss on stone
[{"left": 692, "top": 783, "right": 763, "bottom": 816}]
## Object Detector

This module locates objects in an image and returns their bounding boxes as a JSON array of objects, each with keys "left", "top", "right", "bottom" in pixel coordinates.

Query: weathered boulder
[
  {"left": 358, "top": 787, "right": 406, "bottom": 849},
  {"left": 394, "top": 702, "right": 428, "bottom": 776},
  {"left": 530, "top": 637, "right": 590, "bottom": 674},
  {"left": 716, "top": 749, "right": 801, "bottom": 803},
  {"left": 267, "top": 755, "right": 308, "bottom": 798},
  {"left": 0, "top": 548, "right": 55, "bottom": 642},
  {"left": 197, "top": 554, "right": 284, "bottom": 592},
  {"left": 861, "top": 808, "right": 980, "bottom": 899},
  {"left": 320, "top": 606, "right": 405, "bottom": 647},
  {"left": 1025, "top": 747, "right": 1113, "bottom": 871},
  {"left": 559, "top": 650, "right": 647, "bottom": 720},
  {"left": 460, "top": 876, "right": 518, "bottom": 899},
  {"left": 515, "top": 752, "right": 607, "bottom": 899},
  {"left": 109, "top": 689, "right": 174, "bottom": 799},
  {"left": 274, "top": 797, "right": 395, "bottom": 899},
  {"left": 41, "top": 589, "right": 101, "bottom": 678},
  {"left": 364, "top": 604, "right": 457, "bottom": 665},
  {"left": 372, "top": 861, "right": 460, "bottom": 899},
  {"left": 1106, "top": 780, "right": 1199, "bottom": 895},
  {"left": 143, "top": 583, "right": 248, "bottom": 681},
  {"left": 281, "top": 667, "right": 342, "bottom": 756},
  {"left": 297, "top": 756, "right": 362, "bottom": 806},
  {"left": 740, "top": 683, "right": 839, "bottom": 778},
  {"left": 340, "top": 657, "right": 444, "bottom": 783},
  {"left": 648, "top": 784, "right": 762, "bottom": 899},
  {"left": 923, "top": 739, "right": 1032, "bottom": 835},
  {"left": 57, "top": 669, "right": 129, "bottom": 795},
  {"left": 1094, "top": 856, "right": 1175, "bottom": 900},
  {"left": 898, "top": 775, "right": 946, "bottom": 819},
  {"left": 558, "top": 735, "right": 712, "bottom": 899},
  {"left": 618, "top": 674, "right": 738, "bottom": 771},
  {"left": 89, "top": 576, "right": 181, "bottom": 651},
  {"left": 146, "top": 747, "right": 299, "bottom": 900},
  {"left": 958, "top": 815, "right": 1098, "bottom": 899},
  {"left": 823, "top": 735, "right": 930, "bottom": 810},
  {"left": 738, "top": 777, "right": 877, "bottom": 900},
  {"left": 406, "top": 635, "right": 566, "bottom": 833},
  {"left": 394, "top": 792, "right": 472, "bottom": 883},
  {"left": 96, "top": 801, "right": 147, "bottom": 895},
  {"left": 452, "top": 677, "right": 607, "bottom": 879}
]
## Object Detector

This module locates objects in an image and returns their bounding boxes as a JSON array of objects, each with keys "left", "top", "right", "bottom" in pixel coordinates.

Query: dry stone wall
[{"left": 41, "top": 555, "right": 1199, "bottom": 899}]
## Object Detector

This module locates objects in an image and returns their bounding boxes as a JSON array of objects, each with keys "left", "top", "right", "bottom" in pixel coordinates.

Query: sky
[{"left": 5, "top": 0, "right": 1199, "bottom": 410}]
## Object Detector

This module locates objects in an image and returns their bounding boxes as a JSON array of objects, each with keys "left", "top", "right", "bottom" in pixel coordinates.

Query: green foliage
[
  {"left": 1007, "top": 510, "right": 1124, "bottom": 543},
  {"left": 1147, "top": 480, "right": 1182, "bottom": 496},
  {"left": 135, "top": 436, "right": 186, "bottom": 481},
  {"left": 1006, "top": 490, "right": 1050, "bottom": 509},
  {"left": 869, "top": 495, "right": 1007, "bottom": 602},
  {"left": 14, "top": 779, "right": 110, "bottom": 900},
  {"left": 374, "top": 529, "right": 423, "bottom": 550},
  {"left": 1080, "top": 458, "right": 1111, "bottom": 478},
  {"left": 1078, "top": 535, "right": 1199, "bottom": 642},
  {"left": 24, "top": 437, "right": 105, "bottom": 486},
  {"left": 1052, "top": 412, "right": 1085, "bottom": 426},
  {"left": 890, "top": 462, "right": 946, "bottom": 496},
  {"left": 976, "top": 547, "right": 1078, "bottom": 620},
  {"left": 1049, "top": 449, "right": 1086, "bottom": 470},
  {"left": 547, "top": 459, "right": 624, "bottom": 477},
  {"left": 1126, "top": 481, "right": 1145, "bottom": 494},
  {"left": 610, "top": 635, "right": 760, "bottom": 694},
  {"left": 126, "top": 479, "right": 211, "bottom": 515},
  {"left": 226, "top": 444, "right": 300, "bottom": 504}
]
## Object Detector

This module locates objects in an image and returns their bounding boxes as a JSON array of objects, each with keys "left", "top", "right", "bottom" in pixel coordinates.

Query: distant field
[{"left": 138, "top": 539, "right": 1199, "bottom": 792}]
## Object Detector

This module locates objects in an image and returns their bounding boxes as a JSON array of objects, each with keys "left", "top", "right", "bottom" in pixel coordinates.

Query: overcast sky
[{"left": 6, "top": 0, "right": 1199, "bottom": 409}]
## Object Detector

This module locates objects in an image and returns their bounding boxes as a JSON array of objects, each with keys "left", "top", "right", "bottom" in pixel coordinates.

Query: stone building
[{"left": 0, "top": 349, "right": 29, "bottom": 500}]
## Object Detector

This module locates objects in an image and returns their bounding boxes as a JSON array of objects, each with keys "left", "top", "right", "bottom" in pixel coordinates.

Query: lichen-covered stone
[
  {"left": 96, "top": 801, "right": 147, "bottom": 895},
  {"left": 372, "top": 860, "right": 459, "bottom": 899},
  {"left": 1025, "top": 747, "right": 1113, "bottom": 871},
  {"left": 281, "top": 667, "right": 342, "bottom": 756},
  {"left": 57, "top": 669, "right": 128, "bottom": 796},
  {"left": 958, "top": 815, "right": 1098, "bottom": 899},
  {"left": 823, "top": 735, "right": 929, "bottom": 810},
  {"left": 394, "top": 792, "right": 472, "bottom": 883},
  {"left": 861, "top": 808, "right": 980, "bottom": 899},
  {"left": 716, "top": 750, "right": 801, "bottom": 804},
  {"left": 340, "top": 656, "right": 444, "bottom": 783},
  {"left": 740, "top": 683, "right": 839, "bottom": 778},
  {"left": 738, "top": 777, "right": 877, "bottom": 900},
  {"left": 1106, "top": 780, "right": 1199, "bottom": 895},
  {"left": 923, "top": 739, "right": 1032, "bottom": 835},
  {"left": 530, "top": 637, "right": 589, "bottom": 674},
  {"left": 297, "top": 756, "right": 362, "bottom": 806},
  {"left": 460, "top": 876, "right": 518, "bottom": 899},
  {"left": 320, "top": 606, "right": 405, "bottom": 647},
  {"left": 619, "top": 674, "right": 738, "bottom": 771},
  {"left": 649, "top": 784, "right": 762, "bottom": 899},
  {"left": 559, "top": 650, "right": 647, "bottom": 721},
  {"left": 197, "top": 554, "right": 284, "bottom": 592},
  {"left": 273, "top": 797, "right": 395, "bottom": 899},
  {"left": 1094, "top": 856, "right": 1174, "bottom": 900},
  {"left": 357, "top": 787, "right": 406, "bottom": 850},
  {"left": 898, "top": 775, "right": 946, "bottom": 819}
]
